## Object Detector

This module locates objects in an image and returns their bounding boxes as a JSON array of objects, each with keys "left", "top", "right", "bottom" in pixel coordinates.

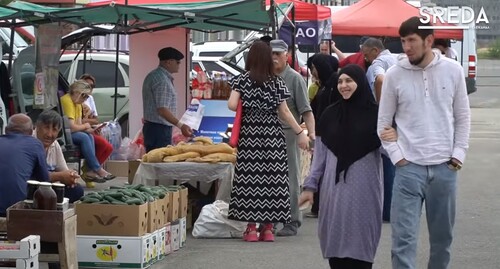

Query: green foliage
[{"left": 488, "top": 39, "right": 500, "bottom": 59}]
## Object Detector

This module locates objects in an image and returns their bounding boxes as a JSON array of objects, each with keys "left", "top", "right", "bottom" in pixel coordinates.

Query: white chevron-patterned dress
[{"left": 227, "top": 72, "right": 292, "bottom": 223}]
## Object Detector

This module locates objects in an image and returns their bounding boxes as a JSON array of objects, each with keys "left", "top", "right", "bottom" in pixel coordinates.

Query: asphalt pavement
[
  {"left": 148, "top": 59, "right": 500, "bottom": 269},
  {"left": 43, "top": 59, "right": 500, "bottom": 269}
]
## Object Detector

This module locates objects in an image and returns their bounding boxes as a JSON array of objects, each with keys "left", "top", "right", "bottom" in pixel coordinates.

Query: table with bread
[{"left": 133, "top": 137, "right": 236, "bottom": 202}]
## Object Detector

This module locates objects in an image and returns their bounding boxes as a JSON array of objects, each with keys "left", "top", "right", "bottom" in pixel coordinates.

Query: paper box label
[
  {"left": 157, "top": 227, "right": 166, "bottom": 260},
  {"left": 179, "top": 217, "right": 187, "bottom": 248},
  {"left": 171, "top": 221, "right": 180, "bottom": 252},
  {"left": 165, "top": 223, "right": 172, "bottom": 255},
  {"left": 77, "top": 234, "right": 149, "bottom": 269}
]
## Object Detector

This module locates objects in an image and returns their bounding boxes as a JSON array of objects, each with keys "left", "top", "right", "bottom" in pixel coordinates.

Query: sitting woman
[
  {"left": 60, "top": 80, "right": 113, "bottom": 186},
  {"left": 79, "top": 74, "right": 114, "bottom": 175}
]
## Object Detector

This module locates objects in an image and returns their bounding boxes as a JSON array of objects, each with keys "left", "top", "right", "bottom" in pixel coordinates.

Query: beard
[{"left": 409, "top": 53, "right": 426, "bottom": 66}]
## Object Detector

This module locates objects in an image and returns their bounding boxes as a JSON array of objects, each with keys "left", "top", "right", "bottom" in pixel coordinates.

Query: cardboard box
[
  {"left": 77, "top": 234, "right": 150, "bottom": 269},
  {"left": 157, "top": 227, "right": 166, "bottom": 260},
  {"left": 128, "top": 160, "right": 141, "bottom": 184},
  {"left": 75, "top": 202, "right": 148, "bottom": 236},
  {"left": 148, "top": 230, "right": 159, "bottom": 265},
  {"left": 167, "top": 190, "right": 179, "bottom": 222},
  {"left": 162, "top": 193, "right": 171, "bottom": 224},
  {"left": 179, "top": 186, "right": 188, "bottom": 218},
  {"left": 171, "top": 220, "right": 180, "bottom": 252},
  {"left": 156, "top": 196, "right": 167, "bottom": 228},
  {"left": 15, "top": 255, "right": 39, "bottom": 269},
  {"left": 0, "top": 235, "right": 40, "bottom": 259},
  {"left": 105, "top": 160, "right": 129, "bottom": 178},
  {"left": 147, "top": 200, "right": 158, "bottom": 233},
  {"left": 179, "top": 217, "right": 187, "bottom": 248},
  {"left": 164, "top": 223, "right": 172, "bottom": 255}
]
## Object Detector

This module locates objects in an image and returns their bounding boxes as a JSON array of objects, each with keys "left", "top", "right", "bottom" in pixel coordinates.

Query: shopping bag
[
  {"left": 192, "top": 200, "right": 246, "bottom": 238},
  {"left": 229, "top": 99, "right": 242, "bottom": 148},
  {"left": 179, "top": 99, "right": 205, "bottom": 130}
]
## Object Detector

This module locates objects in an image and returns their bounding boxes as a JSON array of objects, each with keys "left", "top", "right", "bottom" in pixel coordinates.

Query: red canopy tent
[
  {"left": 284, "top": 0, "right": 331, "bottom": 21},
  {"left": 331, "top": 0, "right": 463, "bottom": 40}
]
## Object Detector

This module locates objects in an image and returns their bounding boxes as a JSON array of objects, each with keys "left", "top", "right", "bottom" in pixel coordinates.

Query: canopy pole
[
  {"left": 113, "top": 34, "right": 120, "bottom": 120},
  {"left": 7, "top": 19, "right": 16, "bottom": 76},
  {"left": 291, "top": 5, "right": 296, "bottom": 73},
  {"left": 270, "top": 0, "right": 276, "bottom": 38}
]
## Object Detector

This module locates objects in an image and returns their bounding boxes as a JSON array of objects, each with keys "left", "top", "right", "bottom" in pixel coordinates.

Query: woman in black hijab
[
  {"left": 305, "top": 54, "right": 341, "bottom": 218},
  {"left": 310, "top": 54, "right": 341, "bottom": 133},
  {"left": 300, "top": 64, "right": 383, "bottom": 269}
]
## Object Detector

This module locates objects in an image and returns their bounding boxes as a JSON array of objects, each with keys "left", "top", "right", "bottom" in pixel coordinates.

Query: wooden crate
[{"left": 7, "top": 201, "right": 75, "bottom": 243}]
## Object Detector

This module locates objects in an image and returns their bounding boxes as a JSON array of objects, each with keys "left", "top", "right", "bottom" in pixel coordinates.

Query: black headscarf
[
  {"left": 310, "top": 54, "right": 341, "bottom": 135},
  {"left": 318, "top": 64, "right": 381, "bottom": 184}
]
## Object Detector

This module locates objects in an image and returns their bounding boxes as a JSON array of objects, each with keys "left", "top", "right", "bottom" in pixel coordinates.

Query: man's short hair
[
  {"left": 260, "top": 35, "right": 273, "bottom": 44},
  {"left": 79, "top": 74, "right": 96, "bottom": 86},
  {"left": 362, "top": 38, "right": 385, "bottom": 50},
  {"left": 5, "top": 114, "right": 33, "bottom": 135},
  {"left": 434, "top": 38, "right": 450, "bottom": 48},
  {"left": 399, "top": 16, "right": 434, "bottom": 40},
  {"left": 36, "top": 110, "right": 62, "bottom": 130}
]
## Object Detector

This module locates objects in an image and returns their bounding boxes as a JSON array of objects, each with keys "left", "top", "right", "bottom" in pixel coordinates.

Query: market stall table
[{"left": 133, "top": 162, "right": 234, "bottom": 202}]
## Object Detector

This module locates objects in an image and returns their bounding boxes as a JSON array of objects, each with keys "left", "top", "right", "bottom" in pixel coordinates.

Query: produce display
[
  {"left": 142, "top": 137, "right": 236, "bottom": 163},
  {"left": 79, "top": 184, "right": 167, "bottom": 205}
]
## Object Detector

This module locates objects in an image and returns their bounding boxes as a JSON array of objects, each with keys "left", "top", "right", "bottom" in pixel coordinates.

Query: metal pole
[
  {"left": 113, "top": 34, "right": 119, "bottom": 120},
  {"left": 270, "top": 0, "right": 276, "bottom": 38},
  {"left": 7, "top": 19, "right": 16, "bottom": 75},
  {"left": 291, "top": 5, "right": 296, "bottom": 71}
]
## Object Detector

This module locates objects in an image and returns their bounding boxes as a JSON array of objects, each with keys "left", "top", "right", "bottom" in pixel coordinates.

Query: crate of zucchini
[{"left": 75, "top": 184, "right": 170, "bottom": 236}]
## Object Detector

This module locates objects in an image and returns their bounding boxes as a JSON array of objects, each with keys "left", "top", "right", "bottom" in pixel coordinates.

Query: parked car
[
  {"left": 191, "top": 56, "right": 242, "bottom": 79},
  {"left": 59, "top": 52, "right": 130, "bottom": 136}
]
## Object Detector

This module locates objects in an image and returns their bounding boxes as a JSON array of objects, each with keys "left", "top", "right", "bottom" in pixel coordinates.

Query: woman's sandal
[
  {"left": 259, "top": 224, "right": 275, "bottom": 242},
  {"left": 243, "top": 225, "right": 258, "bottom": 242},
  {"left": 103, "top": 174, "right": 116, "bottom": 181},
  {"left": 82, "top": 174, "right": 106, "bottom": 183}
]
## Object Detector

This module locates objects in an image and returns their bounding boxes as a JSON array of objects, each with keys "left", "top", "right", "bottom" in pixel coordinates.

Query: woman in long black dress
[{"left": 227, "top": 41, "right": 309, "bottom": 242}]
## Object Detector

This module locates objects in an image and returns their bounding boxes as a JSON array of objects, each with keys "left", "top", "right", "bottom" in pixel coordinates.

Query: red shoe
[
  {"left": 243, "top": 224, "right": 258, "bottom": 242},
  {"left": 259, "top": 224, "right": 275, "bottom": 242}
]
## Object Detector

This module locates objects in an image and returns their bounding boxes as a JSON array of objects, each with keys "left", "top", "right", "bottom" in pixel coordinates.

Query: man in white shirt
[
  {"left": 378, "top": 17, "right": 470, "bottom": 269},
  {"left": 434, "top": 38, "right": 458, "bottom": 61},
  {"left": 34, "top": 109, "right": 84, "bottom": 202},
  {"left": 361, "top": 38, "right": 398, "bottom": 102}
]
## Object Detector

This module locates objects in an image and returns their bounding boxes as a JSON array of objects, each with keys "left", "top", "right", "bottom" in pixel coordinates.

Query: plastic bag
[{"left": 192, "top": 200, "right": 247, "bottom": 238}]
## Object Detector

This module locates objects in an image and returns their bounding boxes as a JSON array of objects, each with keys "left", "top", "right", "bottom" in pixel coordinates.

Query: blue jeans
[
  {"left": 71, "top": 132, "right": 100, "bottom": 171},
  {"left": 65, "top": 185, "right": 84, "bottom": 203},
  {"left": 143, "top": 121, "right": 172, "bottom": 153},
  {"left": 391, "top": 162, "right": 457, "bottom": 269},
  {"left": 382, "top": 154, "right": 395, "bottom": 221}
]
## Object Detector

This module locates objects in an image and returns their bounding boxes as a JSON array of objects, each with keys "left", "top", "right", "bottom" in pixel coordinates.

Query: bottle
[{"left": 33, "top": 182, "right": 57, "bottom": 210}]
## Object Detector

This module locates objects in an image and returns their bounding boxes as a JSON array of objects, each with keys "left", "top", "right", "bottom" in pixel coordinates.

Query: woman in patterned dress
[
  {"left": 300, "top": 64, "right": 383, "bottom": 268},
  {"left": 227, "top": 41, "right": 309, "bottom": 242}
]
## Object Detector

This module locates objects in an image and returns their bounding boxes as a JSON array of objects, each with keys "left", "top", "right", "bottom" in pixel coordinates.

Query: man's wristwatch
[{"left": 447, "top": 160, "right": 462, "bottom": 171}]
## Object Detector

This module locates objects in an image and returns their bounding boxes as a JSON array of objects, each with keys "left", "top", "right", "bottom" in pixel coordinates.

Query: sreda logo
[{"left": 96, "top": 246, "right": 118, "bottom": 261}]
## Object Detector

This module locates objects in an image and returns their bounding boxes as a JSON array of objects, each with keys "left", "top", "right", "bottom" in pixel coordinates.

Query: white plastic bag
[
  {"left": 179, "top": 99, "right": 205, "bottom": 130},
  {"left": 192, "top": 200, "right": 247, "bottom": 238}
]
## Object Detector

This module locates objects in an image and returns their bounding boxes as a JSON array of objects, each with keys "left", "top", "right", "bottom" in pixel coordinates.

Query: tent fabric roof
[
  {"left": 331, "top": 0, "right": 463, "bottom": 40},
  {"left": 1, "top": 0, "right": 290, "bottom": 33},
  {"left": 283, "top": 0, "right": 330, "bottom": 21}
]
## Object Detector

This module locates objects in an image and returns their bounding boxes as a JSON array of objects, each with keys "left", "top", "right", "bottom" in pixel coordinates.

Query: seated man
[
  {"left": 0, "top": 114, "right": 49, "bottom": 217},
  {"left": 34, "top": 110, "right": 84, "bottom": 202}
]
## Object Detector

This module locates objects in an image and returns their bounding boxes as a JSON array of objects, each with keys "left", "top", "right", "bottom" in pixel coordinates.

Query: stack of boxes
[
  {"left": 0, "top": 235, "right": 40, "bottom": 269},
  {"left": 75, "top": 185, "right": 189, "bottom": 269}
]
